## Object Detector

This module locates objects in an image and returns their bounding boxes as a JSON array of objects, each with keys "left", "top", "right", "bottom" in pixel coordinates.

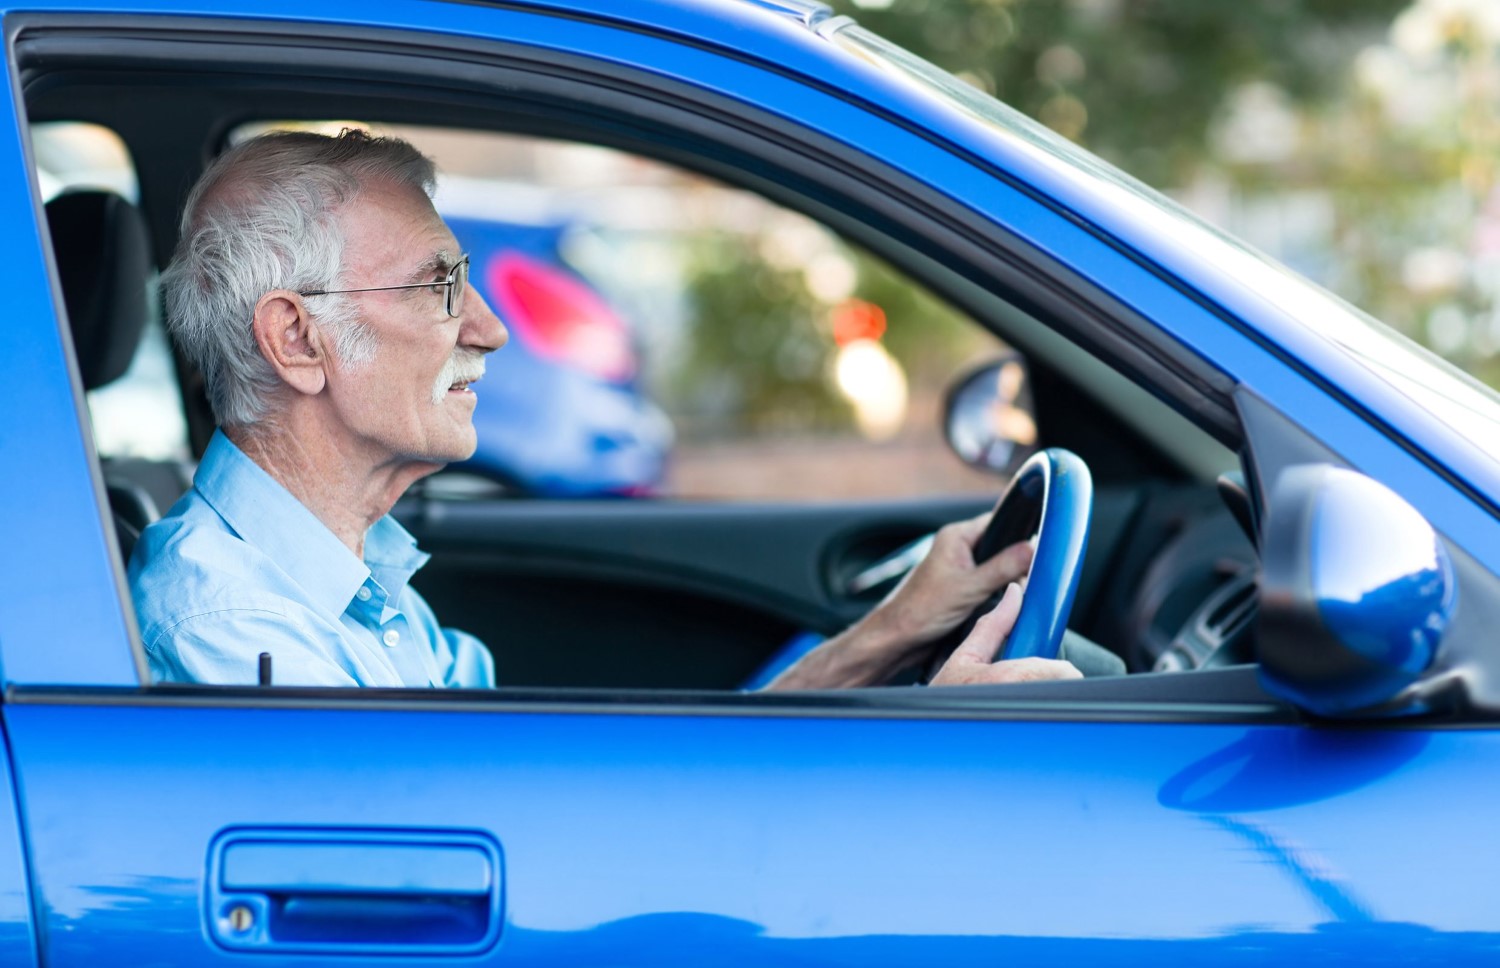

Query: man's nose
[{"left": 461, "top": 288, "right": 508, "bottom": 353}]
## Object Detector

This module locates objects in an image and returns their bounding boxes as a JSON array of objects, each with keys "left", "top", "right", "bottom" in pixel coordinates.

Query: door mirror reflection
[{"left": 944, "top": 354, "right": 1039, "bottom": 476}]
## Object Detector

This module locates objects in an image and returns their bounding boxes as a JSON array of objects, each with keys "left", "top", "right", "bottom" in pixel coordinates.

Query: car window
[
  {"left": 235, "top": 121, "right": 1012, "bottom": 501},
  {"left": 33, "top": 121, "right": 190, "bottom": 465},
  {"left": 14, "top": 19, "right": 1251, "bottom": 700}
]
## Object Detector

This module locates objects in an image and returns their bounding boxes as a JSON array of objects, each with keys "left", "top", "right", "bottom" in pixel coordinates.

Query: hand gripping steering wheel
[{"left": 967, "top": 447, "right": 1093, "bottom": 661}]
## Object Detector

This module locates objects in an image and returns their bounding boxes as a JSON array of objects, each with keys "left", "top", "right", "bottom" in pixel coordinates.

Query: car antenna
[{"left": 258, "top": 652, "right": 272, "bottom": 687}]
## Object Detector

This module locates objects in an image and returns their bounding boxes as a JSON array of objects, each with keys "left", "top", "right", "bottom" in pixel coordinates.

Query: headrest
[{"left": 45, "top": 190, "right": 151, "bottom": 391}]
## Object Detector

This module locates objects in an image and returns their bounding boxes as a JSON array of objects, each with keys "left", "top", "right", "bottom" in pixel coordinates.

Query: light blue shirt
[{"left": 129, "top": 430, "right": 495, "bottom": 688}]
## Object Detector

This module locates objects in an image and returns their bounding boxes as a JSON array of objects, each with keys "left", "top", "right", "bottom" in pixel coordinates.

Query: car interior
[{"left": 21, "top": 14, "right": 1286, "bottom": 711}]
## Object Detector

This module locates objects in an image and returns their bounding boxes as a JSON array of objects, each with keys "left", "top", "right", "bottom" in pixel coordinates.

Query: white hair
[{"left": 161, "top": 129, "right": 436, "bottom": 428}]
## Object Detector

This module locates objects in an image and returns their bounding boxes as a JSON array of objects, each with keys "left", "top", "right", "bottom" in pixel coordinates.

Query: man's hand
[
  {"left": 765, "top": 510, "right": 1047, "bottom": 691},
  {"left": 875, "top": 511, "right": 1033, "bottom": 654},
  {"left": 930, "top": 583, "right": 1082, "bottom": 686}
]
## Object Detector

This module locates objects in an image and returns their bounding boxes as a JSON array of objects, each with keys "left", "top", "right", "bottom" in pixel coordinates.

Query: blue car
[
  {"left": 443, "top": 216, "right": 670, "bottom": 497},
  {"left": 3, "top": 0, "right": 1500, "bottom": 964}
]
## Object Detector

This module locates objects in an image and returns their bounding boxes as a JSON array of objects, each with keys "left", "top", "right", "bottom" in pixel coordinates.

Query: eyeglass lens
[{"left": 448, "top": 258, "right": 469, "bottom": 318}]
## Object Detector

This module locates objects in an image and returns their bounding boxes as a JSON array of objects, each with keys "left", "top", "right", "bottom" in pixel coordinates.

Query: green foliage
[
  {"left": 848, "top": 248, "right": 995, "bottom": 380},
  {"left": 673, "top": 234, "right": 995, "bottom": 440},
  {"left": 832, "top": 0, "right": 1406, "bottom": 186},
  {"left": 830, "top": 0, "right": 1500, "bottom": 390},
  {"left": 673, "top": 0, "right": 1500, "bottom": 423},
  {"left": 674, "top": 233, "right": 851, "bottom": 438}
]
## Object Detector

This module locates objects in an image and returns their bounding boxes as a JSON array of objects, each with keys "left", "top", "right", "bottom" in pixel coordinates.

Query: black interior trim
[{"left": 398, "top": 495, "right": 992, "bottom": 635}]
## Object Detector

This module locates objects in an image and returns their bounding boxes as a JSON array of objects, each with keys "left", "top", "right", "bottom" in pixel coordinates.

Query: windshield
[{"left": 825, "top": 21, "right": 1500, "bottom": 461}]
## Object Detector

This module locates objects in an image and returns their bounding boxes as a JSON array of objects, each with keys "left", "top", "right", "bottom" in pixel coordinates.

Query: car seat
[{"left": 45, "top": 188, "right": 186, "bottom": 559}]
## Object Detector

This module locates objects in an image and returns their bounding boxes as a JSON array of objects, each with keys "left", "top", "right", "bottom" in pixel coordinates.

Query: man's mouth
[{"left": 433, "top": 348, "right": 488, "bottom": 403}]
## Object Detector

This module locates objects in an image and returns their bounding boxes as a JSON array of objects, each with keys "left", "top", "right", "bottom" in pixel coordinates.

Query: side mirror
[
  {"left": 943, "top": 354, "right": 1038, "bottom": 476},
  {"left": 1258, "top": 464, "right": 1457, "bottom": 717}
]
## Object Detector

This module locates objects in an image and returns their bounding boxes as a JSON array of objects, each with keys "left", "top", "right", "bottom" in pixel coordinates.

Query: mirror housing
[
  {"left": 1258, "top": 464, "right": 1456, "bottom": 717},
  {"left": 943, "top": 354, "right": 1038, "bottom": 476}
]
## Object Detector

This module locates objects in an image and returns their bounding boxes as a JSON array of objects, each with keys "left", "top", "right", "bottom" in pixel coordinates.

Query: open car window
[{"left": 18, "top": 12, "right": 1286, "bottom": 717}]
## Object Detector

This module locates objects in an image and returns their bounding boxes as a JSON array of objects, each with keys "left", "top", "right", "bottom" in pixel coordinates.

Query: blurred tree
[
  {"left": 673, "top": 0, "right": 1500, "bottom": 444},
  {"left": 849, "top": 248, "right": 993, "bottom": 382},
  {"left": 830, "top": 0, "right": 1406, "bottom": 187},
  {"left": 833, "top": 0, "right": 1500, "bottom": 389},
  {"left": 1206, "top": 0, "right": 1500, "bottom": 386},
  {"left": 674, "top": 232, "right": 852, "bottom": 438}
]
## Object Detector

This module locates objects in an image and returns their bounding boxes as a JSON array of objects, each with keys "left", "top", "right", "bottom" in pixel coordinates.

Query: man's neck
[{"left": 227, "top": 422, "right": 438, "bottom": 559}]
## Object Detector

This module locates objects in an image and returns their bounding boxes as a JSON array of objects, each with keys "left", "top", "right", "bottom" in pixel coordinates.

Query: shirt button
[
  {"left": 382, "top": 629, "right": 400, "bottom": 648},
  {"left": 356, "top": 587, "right": 372, "bottom": 602}
]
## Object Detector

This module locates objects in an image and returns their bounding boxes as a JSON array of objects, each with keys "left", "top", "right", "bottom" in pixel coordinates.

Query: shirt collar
[
  {"left": 365, "top": 515, "right": 430, "bottom": 606},
  {"left": 193, "top": 430, "right": 429, "bottom": 617}
]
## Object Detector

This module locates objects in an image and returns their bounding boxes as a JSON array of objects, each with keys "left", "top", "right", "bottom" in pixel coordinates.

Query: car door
[{"left": 4, "top": 3, "right": 1500, "bottom": 966}]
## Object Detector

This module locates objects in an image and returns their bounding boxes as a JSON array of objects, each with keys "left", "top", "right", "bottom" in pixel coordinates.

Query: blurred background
[
  {"left": 838, "top": 0, "right": 1500, "bottom": 390},
  {"left": 43, "top": 0, "right": 1500, "bottom": 501}
]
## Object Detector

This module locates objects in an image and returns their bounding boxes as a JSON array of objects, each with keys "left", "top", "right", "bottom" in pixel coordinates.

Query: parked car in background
[
  {"left": 2, "top": 0, "right": 1500, "bottom": 964},
  {"left": 445, "top": 216, "right": 671, "bottom": 496}
]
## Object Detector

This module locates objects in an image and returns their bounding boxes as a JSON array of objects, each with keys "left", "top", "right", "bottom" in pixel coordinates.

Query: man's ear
[{"left": 252, "top": 290, "right": 328, "bottom": 396}]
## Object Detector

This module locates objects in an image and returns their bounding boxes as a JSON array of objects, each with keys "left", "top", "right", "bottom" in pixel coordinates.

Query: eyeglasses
[{"left": 299, "top": 254, "right": 470, "bottom": 318}]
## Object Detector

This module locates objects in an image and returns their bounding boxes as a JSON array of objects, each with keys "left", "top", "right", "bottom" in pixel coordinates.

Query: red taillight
[{"left": 487, "top": 251, "right": 635, "bottom": 381}]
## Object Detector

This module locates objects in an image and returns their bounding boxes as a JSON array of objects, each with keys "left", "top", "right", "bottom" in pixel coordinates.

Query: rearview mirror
[{"left": 1257, "top": 464, "right": 1456, "bottom": 717}]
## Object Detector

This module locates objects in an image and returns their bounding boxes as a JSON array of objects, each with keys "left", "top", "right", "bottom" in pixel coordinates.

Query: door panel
[
  {"left": 400, "top": 487, "right": 1158, "bottom": 688},
  {"left": 9, "top": 695, "right": 1497, "bottom": 965},
  {"left": 402, "top": 495, "right": 991, "bottom": 688}
]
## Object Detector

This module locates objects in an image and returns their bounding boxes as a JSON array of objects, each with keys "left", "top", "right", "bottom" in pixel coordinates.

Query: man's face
[{"left": 320, "top": 177, "right": 507, "bottom": 469}]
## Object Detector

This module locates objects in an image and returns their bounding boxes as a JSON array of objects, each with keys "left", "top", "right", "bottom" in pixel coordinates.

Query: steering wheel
[
  {"left": 744, "top": 448, "right": 1094, "bottom": 690},
  {"left": 963, "top": 447, "right": 1093, "bottom": 661}
]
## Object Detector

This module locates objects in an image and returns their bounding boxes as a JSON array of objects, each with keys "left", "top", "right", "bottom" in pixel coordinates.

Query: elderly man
[{"left": 130, "top": 130, "right": 1080, "bottom": 690}]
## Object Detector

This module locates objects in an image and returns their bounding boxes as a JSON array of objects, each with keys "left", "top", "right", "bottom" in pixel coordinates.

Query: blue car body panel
[
  {"left": 0, "top": 730, "right": 38, "bottom": 967},
  {"left": 9, "top": 698, "right": 1500, "bottom": 964},
  {"left": 0, "top": 0, "right": 1496, "bottom": 962},
  {"left": 0, "top": 41, "right": 139, "bottom": 689}
]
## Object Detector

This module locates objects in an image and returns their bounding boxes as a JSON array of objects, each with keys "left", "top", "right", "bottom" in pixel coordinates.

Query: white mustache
[{"left": 432, "top": 348, "right": 487, "bottom": 404}]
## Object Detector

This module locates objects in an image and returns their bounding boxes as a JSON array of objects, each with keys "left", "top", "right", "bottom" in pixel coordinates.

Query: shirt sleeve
[
  {"left": 440, "top": 627, "right": 496, "bottom": 689},
  {"left": 147, "top": 607, "right": 361, "bottom": 687},
  {"left": 395, "top": 584, "right": 496, "bottom": 688}
]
